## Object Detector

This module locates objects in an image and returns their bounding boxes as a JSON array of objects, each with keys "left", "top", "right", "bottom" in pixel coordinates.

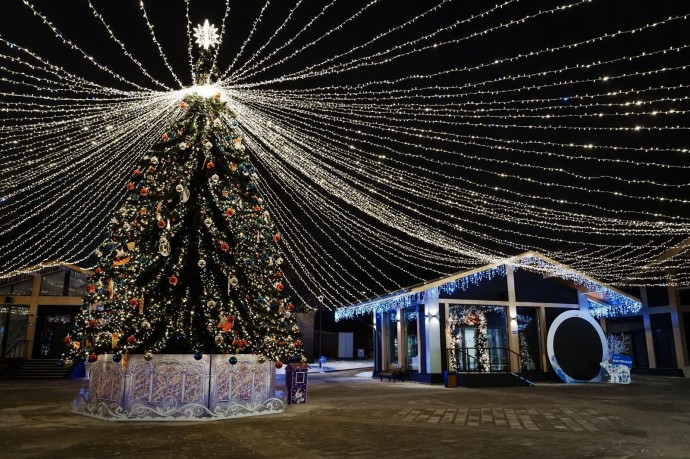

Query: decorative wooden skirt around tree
[{"left": 71, "top": 354, "right": 285, "bottom": 421}]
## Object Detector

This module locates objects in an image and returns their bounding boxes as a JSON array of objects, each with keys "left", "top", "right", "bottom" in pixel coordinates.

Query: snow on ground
[{"left": 275, "top": 359, "right": 374, "bottom": 375}]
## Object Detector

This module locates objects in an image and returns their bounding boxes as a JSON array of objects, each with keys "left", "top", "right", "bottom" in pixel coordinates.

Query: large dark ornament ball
[
  {"left": 112, "top": 354, "right": 122, "bottom": 363},
  {"left": 229, "top": 356, "right": 238, "bottom": 365},
  {"left": 194, "top": 352, "right": 203, "bottom": 360},
  {"left": 87, "top": 354, "right": 98, "bottom": 363}
]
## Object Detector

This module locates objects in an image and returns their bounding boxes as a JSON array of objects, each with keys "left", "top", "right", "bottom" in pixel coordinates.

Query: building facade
[
  {"left": 336, "top": 252, "right": 689, "bottom": 383},
  {"left": 0, "top": 263, "right": 91, "bottom": 360}
]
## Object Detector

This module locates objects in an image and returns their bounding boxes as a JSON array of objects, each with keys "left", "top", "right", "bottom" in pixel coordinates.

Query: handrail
[
  {"left": 447, "top": 347, "right": 524, "bottom": 374},
  {"left": 2, "top": 339, "right": 29, "bottom": 359}
]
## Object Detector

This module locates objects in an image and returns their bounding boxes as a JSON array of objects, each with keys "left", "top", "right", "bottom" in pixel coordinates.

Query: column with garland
[{"left": 62, "top": 26, "right": 303, "bottom": 369}]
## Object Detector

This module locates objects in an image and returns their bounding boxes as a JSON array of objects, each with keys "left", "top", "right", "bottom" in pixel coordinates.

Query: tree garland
[{"left": 448, "top": 306, "right": 490, "bottom": 373}]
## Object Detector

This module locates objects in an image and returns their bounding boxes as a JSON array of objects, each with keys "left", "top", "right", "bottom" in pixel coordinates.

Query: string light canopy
[{"left": 1, "top": 1, "right": 690, "bottom": 312}]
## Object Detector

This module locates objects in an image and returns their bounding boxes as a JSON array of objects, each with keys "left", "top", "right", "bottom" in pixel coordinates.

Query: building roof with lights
[{"left": 335, "top": 252, "right": 642, "bottom": 321}]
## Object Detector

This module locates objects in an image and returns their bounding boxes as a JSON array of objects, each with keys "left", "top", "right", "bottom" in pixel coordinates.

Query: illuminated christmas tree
[{"left": 63, "top": 23, "right": 303, "bottom": 368}]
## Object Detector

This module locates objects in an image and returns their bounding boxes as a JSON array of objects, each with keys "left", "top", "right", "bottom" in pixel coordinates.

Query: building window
[
  {"left": 650, "top": 313, "right": 677, "bottom": 368},
  {"left": 403, "top": 307, "right": 419, "bottom": 372},
  {"left": 40, "top": 271, "right": 66, "bottom": 296},
  {"left": 605, "top": 316, "right": 648, "bottom": 368},
  {"left": 0, "top": 278, "right": 34, "bottom": 296},
  {"left": 0, "top": 304, "right": 30, "bottom": 357},
  {"left": 448, "top": 305, "right": 508, "bottom": 372},
  {"left": 384, "top": 311, "right": 398, "bottom": 365},
  {"left": 516, "top": 307, "right": 541, "bottom": 371},
  {"left": 68, "top": 271, "right": 89, "bottom": 296}
]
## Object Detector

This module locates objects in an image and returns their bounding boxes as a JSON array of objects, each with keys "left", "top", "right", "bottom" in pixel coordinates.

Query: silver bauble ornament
[
  {"left": 175, "top": 184, "right": 184, "bottom": 192},
  {"left": 204, "top": 218, "right": 213, "bottom": 227},
  {"left": 211, "top": 174, "right": 219, "bottom": 183},
  {"left": 144, "top": 351, "right": 153, "bottom": 361},
  {"left": 198, "top": 259, "right": 206, "bottom": 268}
]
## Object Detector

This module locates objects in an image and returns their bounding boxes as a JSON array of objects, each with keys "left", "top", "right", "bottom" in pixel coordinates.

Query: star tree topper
[{"left": 193, "top": 19, "right": 220, "bottom": 49}]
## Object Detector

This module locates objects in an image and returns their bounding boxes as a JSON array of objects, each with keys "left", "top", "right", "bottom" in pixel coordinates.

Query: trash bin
[
  {"left": 443, "top": 371, "right": 457, "bottom": 388},
  {"left": 285, "top": 362, "right": 310, "bottom": 404}
]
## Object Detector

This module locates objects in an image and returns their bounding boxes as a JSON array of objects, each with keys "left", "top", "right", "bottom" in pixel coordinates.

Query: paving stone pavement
[{"left": 1, "top": 370, "right": 689, "bottom": 458}]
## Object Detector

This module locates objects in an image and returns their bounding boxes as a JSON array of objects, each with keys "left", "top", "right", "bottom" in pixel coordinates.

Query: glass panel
[
  {"left": 0, "top": 305, "right": 29, "bottom": 357},
  {"left": 605, "top": 316, "right": 648, "bottom": 368},
  {"left": 650, "top": 313, "right": 676, "bottom": 368},
  {"left": 403, "top": 307, "right": 418, "bottom": 371},
  {"left": 384, "top": 311, "right": 398, "bottom": 365},
  {"left": 516, "top": 307, "right": 541, "bottom": 371},
  {"left": 448, "top": 305, "right": 507, "bottom": 372},
  {"left": 0, "top": 278, "right": 34, "bottom": 296},
  {"left": 68, "top": 271, "right": 89, "bottom": 296},
  {"left": 40, "top": 271, "right": 66, "bottom": 296}
]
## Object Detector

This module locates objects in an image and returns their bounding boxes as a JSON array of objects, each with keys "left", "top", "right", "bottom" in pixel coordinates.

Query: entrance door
[
  {"left": 455, "top": 326, "right": 477, "bottom": 371},
  {"left": 32, "top": 306, "right": 77, "bottom": 359}
]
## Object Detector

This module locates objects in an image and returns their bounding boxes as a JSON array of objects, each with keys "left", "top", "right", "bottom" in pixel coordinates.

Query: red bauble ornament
[
  {"left": 147, "top": 166, "right": 155, "bottom": 173},
  {"left": 133, "top": 168, "right": 141, "bottom": 177},
  {"left": 179, "top": 101, "right": 188, "bottom": 110},
  {"left": 126, "top": 182, "right": 135, "bottom": 190},
  {"left": 63, "top": 336, "right": 72, "bottom": 345},
  {"left": 86, "top": 284, "right": 95, "bottom": 294},
  {"left": 161, "top": 133, "right": 168, "bottom": 141},
  {"left": 287, "top": 303, "right": 295, "bottom": 312},
  {"left": 168, "top": 275, "right": 178, "bottom": 285},
  {"left": 275, "top": 283, "right": 284, "bottom": 292},
  {"left": 295, "top": 340, "right": 302, "bottom": 347},
  {"left": 140, "top": 188, "right": 148, "bottom": 197},
  {"left": 225, "top": 209, "right": 234, "bottom": 217},
  {"left": 127, "top": 335, "right": 137, "bottom": 345},
  {"left": 88, "top": 319, "right": 97, "bottom": 329},
  {"left": 274, "top": 361, "right": 283, "bottom": 369},
  {"left": 220, "top": 242, "right": 230, "bottom": 252},
  {"left": 206, "top": 161, "right": 215, "bottom": 169},
  {"left": 232, "top": 338, "right": 239, "bottom": 347},
  {"left": 214, "top": 92, "right": 222, "bottom": 100},
  {"left": 128, "top": 298, "right": 138, "bottom": 308},
  {"left": 252, "top": 205, "right": 261, "bottom": 212},
  {"left": 273, "top": 233, "right": 281, "bottom": 242},
  {"left": 157, "top": 219, "right": 166, "bottom": 229},
  {"left": 95, "top": 267, "right": 103, "bottom": 275},
  {"left": 238, "top": 339, "right": 247, "bottom": 349},
  {"left": 87, "top": 354, "right": 98, "bottom": 363},
  {"left": 279, "top": 340, "right": 286, "bottom": 346},
  {"left": 275, "top": 272, "right": 282, "bottom": 277},
  {"left": 230, "top": 162, "right": 237, "bottom": 172}
]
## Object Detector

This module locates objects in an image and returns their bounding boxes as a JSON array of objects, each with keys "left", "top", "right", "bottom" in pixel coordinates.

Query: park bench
[{"left": 379, "top": 363, "right": 405, "bottom": 382}]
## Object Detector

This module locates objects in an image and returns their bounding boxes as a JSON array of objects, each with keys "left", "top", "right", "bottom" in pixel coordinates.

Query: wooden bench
[{"left": 380, "top": 363, "right": 405, "bottom": 382}]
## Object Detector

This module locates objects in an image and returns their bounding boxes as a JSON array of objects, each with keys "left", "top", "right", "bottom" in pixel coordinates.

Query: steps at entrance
[
  {"left": 457, "top": 372, "right": 533, "bottom": 388},
  {"left": 14, "top": 359, "right": 70, "bottom": 379}
]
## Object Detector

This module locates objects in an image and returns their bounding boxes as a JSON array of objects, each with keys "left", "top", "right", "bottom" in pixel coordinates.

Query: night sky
[{"left": 1, "top": 1, "right": 689, "bottom": 306}]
